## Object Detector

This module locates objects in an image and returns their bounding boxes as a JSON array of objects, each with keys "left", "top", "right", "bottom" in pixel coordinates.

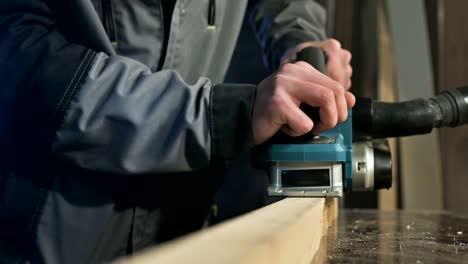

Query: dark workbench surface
[{"left": 315, "top": 210, "right": 468, "bottom": 263}]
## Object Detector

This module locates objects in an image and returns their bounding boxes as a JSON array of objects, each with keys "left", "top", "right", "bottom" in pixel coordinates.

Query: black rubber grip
[{"left": 296, "top": 47, "right": 327, "bottom": 73}]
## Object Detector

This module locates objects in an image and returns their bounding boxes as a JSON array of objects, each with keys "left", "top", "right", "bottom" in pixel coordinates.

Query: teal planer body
[{"left": 264, "top": 111, "right": 353, "bottom": 197}]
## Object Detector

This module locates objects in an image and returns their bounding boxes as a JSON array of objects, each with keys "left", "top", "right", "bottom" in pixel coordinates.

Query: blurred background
[{"left": 215, "top": 0, "right": 468, "bottom": 218}]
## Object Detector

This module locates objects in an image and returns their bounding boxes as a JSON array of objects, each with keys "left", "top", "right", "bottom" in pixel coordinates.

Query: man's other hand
[
  {"left": 252, "top": 61, "right": 354, "bottom": 145},
  {"left": 280, "top": 39, "right": 354, "bottom": 109}
]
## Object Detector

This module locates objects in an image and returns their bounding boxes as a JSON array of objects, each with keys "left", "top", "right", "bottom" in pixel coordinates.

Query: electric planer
[{"left": 261, "top": 47, "right": 468, "bottom": 197}]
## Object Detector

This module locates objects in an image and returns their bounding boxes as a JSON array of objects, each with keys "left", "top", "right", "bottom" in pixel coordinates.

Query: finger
[
  {"left": 345, "top": 79, "right": 352, "bottom": 90},
  {"left": 291, "top": 48, "right": 352, "bottom": 122},
  {"left": 311, "top": 106, "right": 340, "bottom": 135},
  {"left": 293, "top": 62, "right": 348, "bottom": 112},
  {"left": 346, "top": 65, "right": 353, "bottom": 80},
  {"left": 291, "top": 80, "right": 338, "bottom": 133},
  {"left": 321, "top": 44, "right": 352, "bottom": 89},
  {"left": 319, "top": 68, "right": 347, "bottom": 122},
  {"left": 335, "top": 87, "right": 348, "bottom": 123},
  {"left": 345, "top": 64, "right": 352, "bottom": 75},
  {"left": 342, "top": 64, "right": 352, "bottom": 90},
  {"left": 293, "top": 62, "right": 348, "bottom": 123},
  {"left": 327, "top": 57, "right": 352, "bottom": 92},
  {"left": 282, "top": 101, "right": 314, "bottom": 137},
  {"left": 292, "top": 61, "right": 344, "bottom": 91},
  {"left": 341, "top": 50, "right": 352, "bottom": 65},
  {"left": 320, "top": 39, "right": 341, "bottom": 54},
  {"left": 327, "top": 60, "right": 347, "bottom": 86},
  {"left": 321, "top": 40, "right": 351, "bottom": 68},
  {"left": 345, "top": 91, "right": 356, "bottom": 108},
  {"left": 294, "top": 54, "right": 350, "bottom": 96}
]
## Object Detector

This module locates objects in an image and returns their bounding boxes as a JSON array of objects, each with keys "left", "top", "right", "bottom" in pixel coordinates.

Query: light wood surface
[{"left": 116, "top": 198, "right": 337, "bottom": 264}]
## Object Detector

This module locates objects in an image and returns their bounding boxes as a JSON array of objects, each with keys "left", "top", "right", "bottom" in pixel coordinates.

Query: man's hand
[
  {"left": 252, "top": 61, "right": 354, "bottom": 145},
  {"left": 280, "top": 39, "right": 354, "bottom": 109}
]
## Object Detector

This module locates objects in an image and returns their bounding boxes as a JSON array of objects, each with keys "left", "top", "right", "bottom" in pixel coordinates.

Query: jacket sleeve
[
  {"left": 0, "top": 1, "right": 256, "bottom": 175},
  {"left": 251, "top": 0, "right": 328, "bottom": 71}
]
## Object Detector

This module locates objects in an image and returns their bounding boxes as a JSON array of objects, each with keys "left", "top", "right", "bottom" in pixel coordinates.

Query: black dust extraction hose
[
  {"left": 353, "top": 87, "right": 468, "bottom": 140},
  {"left": 295, "top": 47, "right": 468, "bottom": 140}
]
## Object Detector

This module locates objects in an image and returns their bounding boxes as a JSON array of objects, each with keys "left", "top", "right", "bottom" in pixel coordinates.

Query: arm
[
  {"left": 251, "top": 0, "right": 328, "bottom": 71},
  {"left": 1, "top": 0, "right": 350, "bottom": 177},
  {"left": 0, "top": 0, "right": 255, "bottom": 175},
  {"left": 53, "top": 53, "right": 256, "bottom": 174}
]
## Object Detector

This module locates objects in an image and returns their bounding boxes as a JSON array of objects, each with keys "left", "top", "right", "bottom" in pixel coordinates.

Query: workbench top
[{"left": 318, "top": 209, "right": 468, "bottom": 263}]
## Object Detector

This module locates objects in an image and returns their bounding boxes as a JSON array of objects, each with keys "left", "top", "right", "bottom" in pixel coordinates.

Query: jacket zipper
[
  {"left": 101, "top": 0, "right": 118, "bottom": 46},
  {"left": 157, "top": 1, "right": 166, "bottom": 70},
  {"left": 207, "top": 0, "right": 216, "bottom": 30}
]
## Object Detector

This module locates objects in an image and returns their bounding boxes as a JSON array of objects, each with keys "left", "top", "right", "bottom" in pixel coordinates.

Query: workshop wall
[{"left": 426, "top": 0, "right": 468, "bottom": 215}]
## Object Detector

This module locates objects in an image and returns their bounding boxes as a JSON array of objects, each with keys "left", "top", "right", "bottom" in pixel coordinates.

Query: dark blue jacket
[{"left": 0, "top": 0, "right": 326, "bottom": 262}]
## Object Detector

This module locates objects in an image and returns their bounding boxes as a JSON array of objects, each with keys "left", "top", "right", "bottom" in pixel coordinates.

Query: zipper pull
[
  {"left": 207, "top": 0, "right": 216, "bottom": 30},
  {"left": 101, "top": 0, "right": 118, "bottom": 46}
]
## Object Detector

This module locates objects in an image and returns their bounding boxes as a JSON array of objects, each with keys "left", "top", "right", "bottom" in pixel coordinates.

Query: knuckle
[
  {"left": 333, "top": 83, "right": 345, "bottom": 94},
  {"left": 337, "top": 80, "right": 345, "bottom": 90},
  {"left": 343, "top": 50, "right": 352, "bottom": 61},
  {"left": 328, "top": 69, "right": 339, "bottom": 81},
  {"left": 335, "top": 88, "right": 345, "bottom": 98},
  {"left": 297, "top": 61, "right": 318, "bottom": 73},
  {"left": 295, "top": 60, "right": 310, "bottom": 68},
  {"left": 270, "top": 89, "right": 287, "bottom": 108},
  {"left": 280, "top": 63, "right": 296, "bottom": 73},
  {"left": 327, "top": 38, "right": 341, "bottom": 50},
  {"left": 323, "top": 117, "right": 338, "bottom": 129},
  {"left": 320, "top": 89, "right": 335, "bottom": 104},
  {"left": 272, "top": 74, "right": 287, "bottom": 87},
  {"left": 347, "top": 66, "right": 353, "bottom": 76}
]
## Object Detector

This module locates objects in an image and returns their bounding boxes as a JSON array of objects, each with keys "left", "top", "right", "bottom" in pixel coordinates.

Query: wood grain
[{"left": 116, "top": 198, "right": 338, "bottom": 264}]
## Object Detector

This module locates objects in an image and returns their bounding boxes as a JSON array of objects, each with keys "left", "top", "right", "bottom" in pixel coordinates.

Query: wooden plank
[{"left": 116, "top": 198, "right": 337, "bottom": 264}]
